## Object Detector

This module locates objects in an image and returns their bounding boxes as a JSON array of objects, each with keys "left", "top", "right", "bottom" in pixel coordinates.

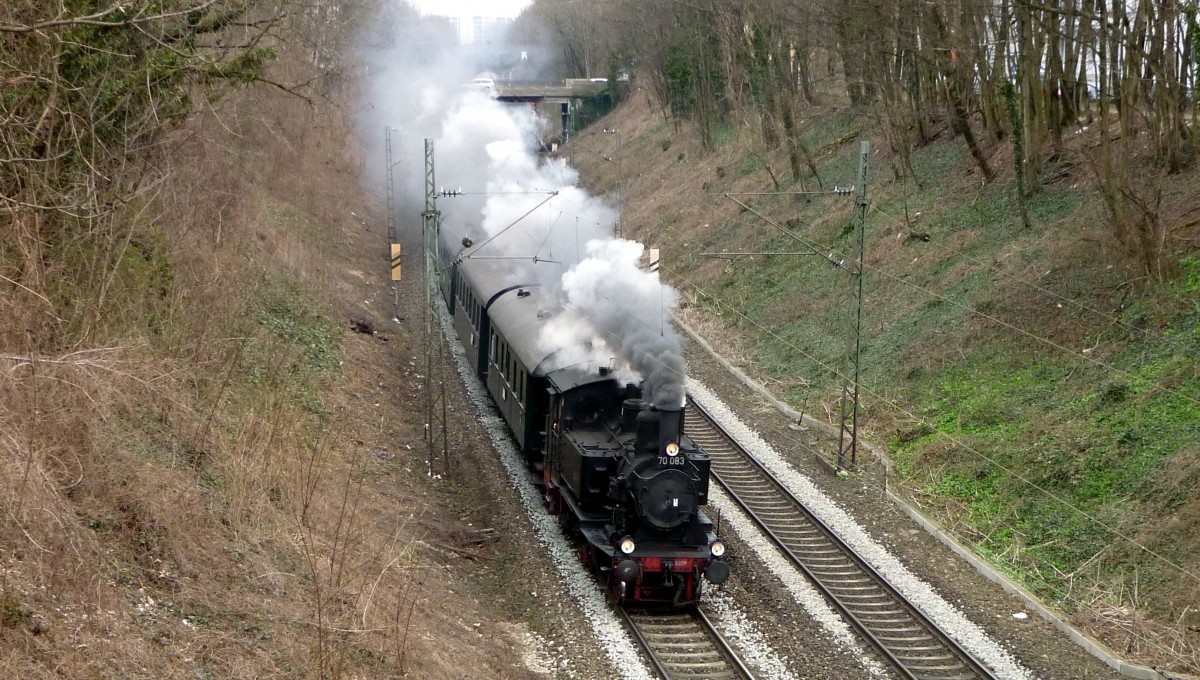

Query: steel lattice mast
[
  {"left": 837, "top": 140, "right": 870, "bottom": 470},
  {"left": 423, "top": 138, "right": 448, "bottom": 474}
]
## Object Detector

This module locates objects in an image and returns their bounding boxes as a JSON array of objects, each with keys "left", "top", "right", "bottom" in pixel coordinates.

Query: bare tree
[
  {"left": 1, "top": 0, "right": 283, "bottom": 347},
  {"left": 523, "top": 0, "right": 1195, "bottom": 273}
]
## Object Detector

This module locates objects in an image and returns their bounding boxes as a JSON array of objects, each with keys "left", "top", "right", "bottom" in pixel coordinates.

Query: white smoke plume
[
  {"left": 558, "top": 239, "right": 686, "bottom": 408},
  {"left": 356, "top": 10, "right": 685, "bottom": 407}
]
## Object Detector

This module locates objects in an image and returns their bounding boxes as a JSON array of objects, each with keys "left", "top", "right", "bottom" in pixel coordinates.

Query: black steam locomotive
[{"left": 440, "top": 255, "right": 729, "bottom": 606}]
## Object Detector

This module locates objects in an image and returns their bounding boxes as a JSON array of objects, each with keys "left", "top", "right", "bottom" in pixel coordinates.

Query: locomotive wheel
[
  {"left": 607, "top": 577, "right": 623, "bottom": 605},
  {"left": 557, "top": 507, "right": 576, "bottom": 533},
  {"left": 543, "top": 487, "right": 561, "bottom": 516}
]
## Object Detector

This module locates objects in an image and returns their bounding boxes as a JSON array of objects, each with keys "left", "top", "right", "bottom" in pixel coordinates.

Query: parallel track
[
  {"left": 620, "top": 606, "right": 755, "bottom": 680},
  {"left": 686, "top": 403, "right": 999, "bottom": 680}
]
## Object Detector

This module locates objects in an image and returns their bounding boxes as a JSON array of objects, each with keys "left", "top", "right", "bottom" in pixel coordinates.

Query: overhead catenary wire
[
  {"left": 868, "top": 202, "right": 1190, "bottom": 355},
  {"left": 719, "top": 192, "right": 1199, "bottom": 411},
  {"left": 721, "top": 194, "right": 850, "bottom": 269},
  {"left": 702, "top": 252, "right": 828, "bottom": 258},
  {"left": 444, "top": 191, "right": 558, "bottom": 269},
  {"left": 439, "top": 186, "right": 613, "bottom": 273},
  {"left": 717, "top": 188, "right": 856, "bottom": 196},
  {"left": 655, "top": 263, "right": 1200, "bottom": 588}
]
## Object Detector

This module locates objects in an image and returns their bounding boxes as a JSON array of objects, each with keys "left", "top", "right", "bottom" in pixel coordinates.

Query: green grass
[
  {"left": 884, "top": 328, "right": 1200, "bottom": 602},
  {"left": 711, "top": 121, "right": 736, "bottom": 148},
  {"left": 238, "top": 270, "right": 343, "bottom": 416},
  {"left": 264, "top": 199, "right": 324, "bottom": 241},
  {"left": 736, "top": 153, "right": 760, "bottom": 176},
  {"left": 1181, "top": 256, "right": 1200, "bottom": 293},
  {"left": 253, "top": 276, "right": 341, "bottom": 375},
  {"left": 909, "top": 141, "right": 966, "bottom": 186},
  {"left": 688, "top": 104, "right": 1200, "bottom": 614}
]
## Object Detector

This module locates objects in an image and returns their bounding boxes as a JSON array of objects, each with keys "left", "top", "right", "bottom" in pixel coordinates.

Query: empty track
[
  {"left": 686, "top": 402, "right": 999, "bottom": 680},
  {"left": 620, "top": 606, "right": 754, "bottom": 680}
]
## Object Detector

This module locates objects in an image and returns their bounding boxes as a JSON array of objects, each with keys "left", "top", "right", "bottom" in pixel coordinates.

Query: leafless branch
[{"left": 0, "top": 1, "right": 221, "bottom": 34}]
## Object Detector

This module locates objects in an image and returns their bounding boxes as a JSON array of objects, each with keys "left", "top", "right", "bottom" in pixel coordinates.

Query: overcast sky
[{"left": 407, "top": 0, "right": 532, "bottom": 19}]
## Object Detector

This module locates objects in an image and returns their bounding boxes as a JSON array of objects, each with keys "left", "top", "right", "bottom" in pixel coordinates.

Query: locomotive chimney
[{"left": 658, "top": 408, "right": 682, "bottom": 455}]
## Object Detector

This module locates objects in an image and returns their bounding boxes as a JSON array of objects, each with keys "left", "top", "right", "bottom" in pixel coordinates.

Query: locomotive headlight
[
  {"left": 619, "top": 536, "right": 636, "bottom": 555},
  {"left": 709, "top": 540, "right": 726, "bottom": 558},
  {"left": 665, "top": 442, "right": 680, "bottom": 456}
]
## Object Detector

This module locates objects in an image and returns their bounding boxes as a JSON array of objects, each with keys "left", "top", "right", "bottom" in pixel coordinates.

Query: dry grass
[
  {"left": 1071, "top": 576, "right": 1200, "bottom": 672},
  {"left": 0, "top": 21, "right": 540, "bottom": 680}
]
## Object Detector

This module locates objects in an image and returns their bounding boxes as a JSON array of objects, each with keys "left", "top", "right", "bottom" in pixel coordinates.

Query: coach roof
[{"left": 459, "top": 257, "right": 618, "bottom": 391}]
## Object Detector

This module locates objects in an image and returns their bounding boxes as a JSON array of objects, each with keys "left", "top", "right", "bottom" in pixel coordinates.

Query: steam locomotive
[{"left": 440, "top": 254, "right": 729, "bottom": 606}]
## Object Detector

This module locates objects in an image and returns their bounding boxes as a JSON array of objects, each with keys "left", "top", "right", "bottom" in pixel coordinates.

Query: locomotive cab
[{"left": 540, "top": 372, "right": 729, "bottom": 606}]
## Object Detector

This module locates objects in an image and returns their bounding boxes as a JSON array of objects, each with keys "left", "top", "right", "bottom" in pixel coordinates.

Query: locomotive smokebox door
[{"left": 634, "top": 469, "right": 697, "bottom": 531}]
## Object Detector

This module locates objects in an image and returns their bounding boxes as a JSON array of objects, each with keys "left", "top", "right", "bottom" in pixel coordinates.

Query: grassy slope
[
  {"left": 0, "top": 55, "right": 541, "bottom": 680},
  {"left": 572, "top": 88, "right": 1200, "bottom": 671}
]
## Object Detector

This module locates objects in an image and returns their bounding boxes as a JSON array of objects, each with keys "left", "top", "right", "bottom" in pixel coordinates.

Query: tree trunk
[{"left": 930, "top": 5, "right": 996, "bottom": 181}]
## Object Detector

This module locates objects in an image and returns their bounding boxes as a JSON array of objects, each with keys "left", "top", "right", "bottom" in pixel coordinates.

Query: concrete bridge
[
  {"left": 495, "top": 79, "right": 611, "bottom": 144},
  {"left": 496, "top": 78, "right": 608, "bottom": 101}
]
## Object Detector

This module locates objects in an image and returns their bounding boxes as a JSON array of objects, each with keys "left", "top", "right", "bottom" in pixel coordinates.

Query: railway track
[
  {"left": 685, "top": 402, "right": 1000, "bottom": 680},
  {"left": 620, "top": 606, "right": 754, "bottom": 680}
]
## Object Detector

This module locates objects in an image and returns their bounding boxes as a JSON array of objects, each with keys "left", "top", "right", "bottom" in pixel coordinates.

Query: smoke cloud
[{"left": 356, "top": 9, "right": 685, "bottom": 408}]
